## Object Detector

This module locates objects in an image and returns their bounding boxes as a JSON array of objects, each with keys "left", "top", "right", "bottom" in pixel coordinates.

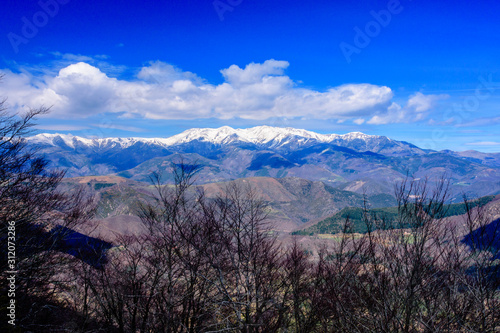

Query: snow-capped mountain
[
  {"left": 29, "top": 125, "right": 424, "bottom": 155},
  {"left": 27, "top": 126, "right": 500, "bottom": 202}
]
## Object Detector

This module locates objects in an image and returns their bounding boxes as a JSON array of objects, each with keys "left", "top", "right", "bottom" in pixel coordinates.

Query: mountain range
[{"left": 29, "top": 126, "right": 500, "bottom": 202}]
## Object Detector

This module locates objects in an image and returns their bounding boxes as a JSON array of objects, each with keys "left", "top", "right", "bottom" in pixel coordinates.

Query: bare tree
[
  {"left": 282, "top": 238, "right": 325, "bottom": 333},
  {"left": 194, "top": 182, "right": 286, "bottom": 332},
  {"left": 0, "top": 77, "right": 95, "bottom": 331},
  {"left": 458, "top": 195, "right": 500, "bottom": 332},
  {"left": 81, "top": 163, "right": 288, "bottom": 332},
  {"left": 286, "top": 177, "right": 499, "bottom": 332}
]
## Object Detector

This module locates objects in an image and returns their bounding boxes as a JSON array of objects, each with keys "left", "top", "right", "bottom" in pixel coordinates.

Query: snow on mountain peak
[
  {"left": 28, "top": 126, "right": 382, "bottom": 149},
  {"left": 30, "top": 133, "right": 90, "bottom": 148},
  {"left": 160, "top": 126, "right": 379, "bottom": 147},
  {"left": 339, "top": 131, "right": 372, "bottom": 140}
]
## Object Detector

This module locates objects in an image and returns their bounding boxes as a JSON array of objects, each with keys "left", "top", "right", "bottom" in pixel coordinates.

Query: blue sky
[{"left": 1, "top": 0, "right": 499, "bottom": 152}]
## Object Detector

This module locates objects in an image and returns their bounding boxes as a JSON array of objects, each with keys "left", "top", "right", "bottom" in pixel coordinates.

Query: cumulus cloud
[
  {"left": 220, "top": 60, "right": 290, "bottom": 86},
  {"left": 1, "top": 59, "right": 445, "bottom": 122},
  {"left": 137, "top": 61, "right": 203, "bottom": 85},
  {"left": 367, "top": 92, "right": 448, "bottom": 125},
  {"left": 406, "top": 92, "right": 447, "bottom": 113}
]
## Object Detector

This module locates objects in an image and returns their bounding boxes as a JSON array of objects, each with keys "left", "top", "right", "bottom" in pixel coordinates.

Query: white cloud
[
  {"left": 465, "top": 141, "right": 500, "bottom": 146},
  {"left": 367, "top": 93, "right": 448, "bottom": 125},
  {"left": 220, "top": 60, "right": 290, "bottom": 86},
  {"left": 50, "top": 52, "right": 94, "bottom": 63},
  {"left": 456, "top": 116, "right": 500, "bottom": 127},
  {"left": 407, "top": 92, "right": 448, "bottom": 115},
  {"left": 1, "top": 59, "right": 445, "bottom": 122},
  {"left": 35, "top": 124, "right": 90, "bottom": 131},
  {"left": 367, "top": 102, "right": 404, "bottom": 125},
  {"left": 137, "top": 61, "right": 203, "bottom": 85},
  {"left": 89, "top": 123, "right": 145, "bottom": 132}
]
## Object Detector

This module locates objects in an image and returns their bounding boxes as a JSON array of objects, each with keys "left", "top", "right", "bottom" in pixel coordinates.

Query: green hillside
[{"left": 294, "top": 195, "right": 496, "bottom": 235}]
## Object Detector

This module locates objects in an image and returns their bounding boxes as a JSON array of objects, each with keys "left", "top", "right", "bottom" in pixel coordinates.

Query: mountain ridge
[
  {"left": 29, "top": 125, "right": 423, "bottom": 155},
  {"left": 27, "top": 126, "right": 500, "bottom": 202}
]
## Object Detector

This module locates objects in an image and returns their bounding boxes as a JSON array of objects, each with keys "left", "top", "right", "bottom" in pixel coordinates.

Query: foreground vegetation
[{"left": 1, "top": 87, "right": 499, "bottom": 331}]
